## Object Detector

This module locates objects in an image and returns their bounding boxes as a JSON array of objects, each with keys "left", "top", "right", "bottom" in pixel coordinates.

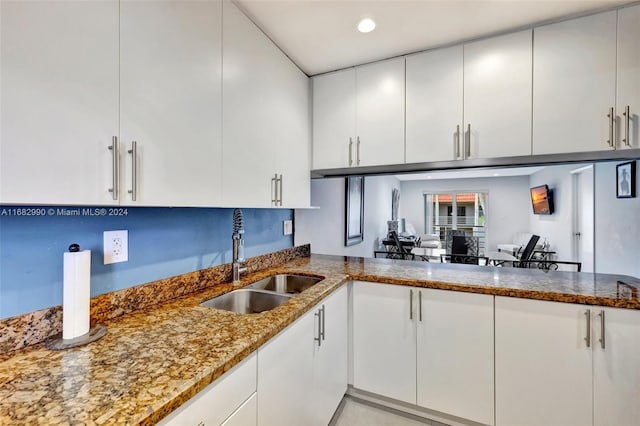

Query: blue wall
[{"left": 0, "top": 207, "right": 293, "bottom": 319}]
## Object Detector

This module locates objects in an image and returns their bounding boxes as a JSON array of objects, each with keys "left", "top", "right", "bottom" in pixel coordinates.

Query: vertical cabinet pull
[
  {"left": 409, "top": 289, "right": 414, "bottom": 320},
  {"left": 623, "top": 106, "right": 631, "bottom": 147},
  {"left": 108, "top": 136, "right": 119, "bottom": 200},
  {"left": 127, "top": 141, "right": 137, "bottom": 201},
  {"left": 271, "top": 173, "right": 278, "bottom": 205},
  {"left": 598, "top": 310, "right": 605, "bottom": 349},
  {"left": 314, "top": 308, "right": 322, "bottom": 347},
  {"left": 418, "top": 291, "right": 423, "bottom": 322},
  {"left": 454, "top": 125, "right": 461, "bottom": 159},
  {"left": 356, "top": 136, "right": 361, "bottom": 166},
  {"left": 607, "top": 107, "right": 615, "bottom": 148},
  {"left": 584, "top": 309, "right": 591, "bottom": 348},
  {"left": 321, "top": 305, "right": 326, "bottom": 341},
  {"left": 465, "top": 124, "right": 471, "bottom": 159},
  {"left": 348, "top": 138, "right": 353, "bottom": 166},
  {"left": 278, "top": 174, "right": 283, "bottom": 206}
]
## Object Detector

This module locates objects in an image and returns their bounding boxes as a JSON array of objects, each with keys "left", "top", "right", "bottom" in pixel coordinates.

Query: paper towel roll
[{"left": 63, "top": 249, "right": 91, "bottom": 340}]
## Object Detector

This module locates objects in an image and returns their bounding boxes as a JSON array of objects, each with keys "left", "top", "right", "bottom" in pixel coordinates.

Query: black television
[{"left": 530, "top": 184, "right": 554, "bottom": 215}]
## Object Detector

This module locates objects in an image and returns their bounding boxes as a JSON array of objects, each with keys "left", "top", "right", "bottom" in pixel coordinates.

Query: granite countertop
[{"left": 1, "top": 254, "right": 639, "bottom": 425}]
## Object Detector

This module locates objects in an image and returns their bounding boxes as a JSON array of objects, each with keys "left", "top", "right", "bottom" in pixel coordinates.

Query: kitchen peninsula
[{"left": 1, "top": 247, "right": 638, "bottom": 425}]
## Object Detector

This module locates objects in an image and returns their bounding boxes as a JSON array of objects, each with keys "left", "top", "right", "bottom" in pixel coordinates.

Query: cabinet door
[
  {"left": 593, "top": 306, "right": 640, "bottom": 426},
  {"left": 312, "top": 69, "right": 357, "bottom": 170},
  {"left": 0, "top": 0, "right": 118, "bottom": 205},
  {"left": 352, "top": 281, "right": 416, "bottom": 404},
  {"left": 417, "top": 289, "right": 494, "bottom": 425},
  {"left": 120, "top": 0, "right": 222, "bottom": 207},
  {"left": 464, "top": 30, "right": 532, "bottom": 159},
  {"left": 222, "top": 1, "right": 277, "bottom": 207},
  {"left": 617, "top": 4, "right": 640, "bottom": 150},
  {"left": 406, "top": 46, "right": 463, "bottom": 163},
  {"left": 533, "top": 11, "right": 617, "bottom": 155},
  {"left": 221, "top": 393, "right": 256, "bottom": 426},
  {"left": 159, "top": 353, "right": 257, "bottom": 426},
  {"left": 257, "top": 309, "right": 315, "bottom": 426},
  {"left": 312, "top": 286, "right": 348, "bottom": 426},
  {"left": 356, "top": 59, "right": 405, "bottom": 167},
  {"left": 495, "top": 297, "right": 592, "bottom": 426},
  {"left": 274, "top": 56, "right": 310, "bottom": 209}
]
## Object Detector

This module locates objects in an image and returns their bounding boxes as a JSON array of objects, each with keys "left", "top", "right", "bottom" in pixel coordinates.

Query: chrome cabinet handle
[
  {"left": 278, "top": 174, "right": 283, "bottom": 206},
  {"left": 108, "top": 136, "right": 119, "bottom": 200},
  {"left": 418, "top": 291, "right": 423, "bottom": 322},
  {"left": 454, "top": 125, "right": 461, "bottom": 159},
  {"left": 623, "top": 106, "right": 631, "bottom": 147},
  {"left": 271, "top": 173, "right": 278, "bottom": 205},
  {"left": 314, "top": 308, "right": 322, "bottom": 347},
  {"left": 321, "top": 305, "right": 326, "bottom": 341},
  {"left": 584, "top": 309, "right": 591, "bottom": 348},
  {"left": 356, "top": 136, "right": 361, "bottom": 166},
  {"left": 127, "top": 141, "right": 137, "bottom": 201},
  {"left": 598, "top": 310, "right": 605, "bottom": 349},
  {"left": 607, "top": 107, "right": 615, "bottom": 148},
  {"left": 349, "top": 138, "right": 353, "bottom": 166},
  {"left": 409, "top": 289, "right": 414, "bottom": 320},
  {"left": 465, "top": 123, "right": 471, "bottom": 159}
]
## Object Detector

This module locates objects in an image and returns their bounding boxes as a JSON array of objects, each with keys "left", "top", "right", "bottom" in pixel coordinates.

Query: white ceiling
[{"left": 235, "top": 0, "right": 631, "bottom": 76}]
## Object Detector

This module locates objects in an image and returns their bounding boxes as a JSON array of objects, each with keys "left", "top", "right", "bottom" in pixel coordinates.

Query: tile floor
[{"left": 332, "top": 396, "right": 447, "bottom": 426}]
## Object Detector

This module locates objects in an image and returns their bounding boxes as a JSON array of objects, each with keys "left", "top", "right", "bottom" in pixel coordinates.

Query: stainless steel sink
[
  {"left": 246, "top": 274, "right": 323, "bottom": 295},
  {"left": 201, "top": 289, "right": 292, "bottom": 314}
]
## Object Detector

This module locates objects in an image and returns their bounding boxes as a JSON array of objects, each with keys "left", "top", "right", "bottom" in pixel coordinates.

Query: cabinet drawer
[{"left": 159, "top": 353, "right": 257, "bottom": 426}]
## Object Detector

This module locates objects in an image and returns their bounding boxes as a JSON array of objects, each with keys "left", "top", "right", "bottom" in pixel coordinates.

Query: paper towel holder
[{"left": 46, "top": 243, "right": 107, "bottom": 351}]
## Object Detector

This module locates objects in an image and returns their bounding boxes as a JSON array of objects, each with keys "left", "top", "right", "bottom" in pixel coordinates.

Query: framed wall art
[{"left": 616, "top": 161, "right": 636, "bottom": 199}]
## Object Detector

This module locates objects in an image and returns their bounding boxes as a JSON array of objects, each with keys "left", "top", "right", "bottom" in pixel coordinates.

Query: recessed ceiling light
[
  {"left": 493, "top": 173, "right": 500, "bottom": 177},
  {"left": 357, "top": 18, "right": 376, "bottom": 33}
]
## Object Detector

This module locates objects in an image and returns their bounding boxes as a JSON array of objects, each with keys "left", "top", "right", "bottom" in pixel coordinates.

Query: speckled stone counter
[{"left": 1, "top": 253, "right": 639, "bottom": 425}]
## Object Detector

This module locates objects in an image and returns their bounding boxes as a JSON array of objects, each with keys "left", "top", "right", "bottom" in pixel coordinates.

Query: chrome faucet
[{"left": 232, "top": 209, "right": 247, "bottom": 282}]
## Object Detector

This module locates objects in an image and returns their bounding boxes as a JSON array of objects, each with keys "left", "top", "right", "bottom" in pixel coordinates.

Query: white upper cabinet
[
  {"left": 222, "top": 1, "right": 310, "bottom": 208},
  {"left": 312, "top": 58, "right": 404, "bottom": 169},
  {"left": 617, "top": 4, "right": 640, "bottom": 150},
  {"left": 464, "top": 30, "right": 533, "bottom": 159},
  {"left": 533, "top": 11, "right": 617, "bottom": 155},
  {"left": 0, "top": 0, "right": 119, "bottom": 205},
  {"left": 406, "top": 46, "right": 464, "bottom": 163},
  {"left": 312, "top": 69, "right": 357, "bottom": 169},
  {"left": 120, "top": 0, "right": 222, "bottom": 207},
  {"left": 356, "top": 58, "right": 406, "bottom": 167}
]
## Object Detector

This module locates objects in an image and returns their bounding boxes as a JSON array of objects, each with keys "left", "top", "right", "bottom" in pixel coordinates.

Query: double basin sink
[{"left": 200, "top": 274, "right": 323, "bottom": 314}]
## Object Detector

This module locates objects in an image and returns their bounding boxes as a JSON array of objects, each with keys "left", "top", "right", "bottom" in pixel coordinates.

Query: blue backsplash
[{"left": 0, "top": 206, "right": 293, "bottom": 319}]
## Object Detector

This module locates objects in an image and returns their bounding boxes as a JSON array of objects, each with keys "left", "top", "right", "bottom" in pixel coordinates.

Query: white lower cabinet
[
  {"left": 221, "top": 393, "right": 257, "bottom": 426},
  {"left": 417, "top": 289, "right": 494, "bottom": 425},
  {"left": 159, "top": 353, "right": 257, "bottom": 426},
  {"left": 495, "top": 297, "right": 593, "bottom": 426},
  {"left": 352, "top": 281, "right": 416, "bottom": 404},
  {"left": 353, "top": 281, "right": 494, "bottom": 424},
  {"left": 593, "top": 306, "right": 640, "bottom": 426},
  {"left": 257, "top": 286, "right": 348, "bottom": 426}
]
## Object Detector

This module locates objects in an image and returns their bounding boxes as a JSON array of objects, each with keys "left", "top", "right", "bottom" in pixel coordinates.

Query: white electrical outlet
[
  {"left": 283, "top": 220, "right": 293, "bottom": 235},
  {"left": 104, "top": 230, "right": 128, "bottom": 264}
]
